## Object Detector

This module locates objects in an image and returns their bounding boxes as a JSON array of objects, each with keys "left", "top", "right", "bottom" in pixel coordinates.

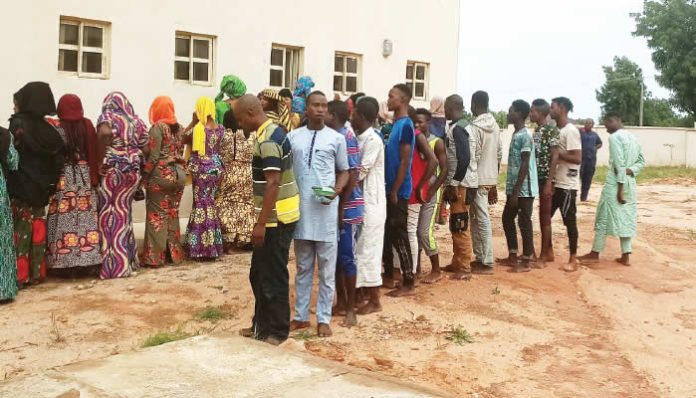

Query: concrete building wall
[{"left": 0, "top": 0, "right": 460, "bottom": 122}]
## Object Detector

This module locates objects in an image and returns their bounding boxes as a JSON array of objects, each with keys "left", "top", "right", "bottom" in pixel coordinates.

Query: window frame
[
  {"left": 174, "top": 32, "right": 215, "bottom": 86},
  {"left": 333, "top": 52, "right": 362, "bottom": 96},
  {"left": 58, "top": 17, "right": 111, "bottom": 79},
  {"left": 269, "top": 44, "right": 304, "bottom": 89},
  {"left": 405, "top": 61, "right": 430, "bottom": 101}
]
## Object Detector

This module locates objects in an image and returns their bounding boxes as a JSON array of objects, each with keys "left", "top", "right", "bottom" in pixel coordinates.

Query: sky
[{"left": 457, "top": 0, "right": 668, "bottom": 119}]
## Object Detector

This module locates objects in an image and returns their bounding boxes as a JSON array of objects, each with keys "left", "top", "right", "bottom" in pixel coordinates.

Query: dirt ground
[{"left": 1, "top": 183, "right": 695, "bottom": 398}]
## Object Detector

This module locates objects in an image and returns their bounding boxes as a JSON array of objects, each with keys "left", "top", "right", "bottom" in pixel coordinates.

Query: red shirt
[{"left": 409, "top": 130, "right": 429, "bottom": 204}]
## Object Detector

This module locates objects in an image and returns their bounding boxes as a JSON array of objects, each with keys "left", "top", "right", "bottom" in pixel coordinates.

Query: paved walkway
[{"left": 0, "top": 335, "right": 447, "bottom": 397}]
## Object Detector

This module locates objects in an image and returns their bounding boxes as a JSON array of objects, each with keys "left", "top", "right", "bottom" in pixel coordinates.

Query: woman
[
  {"left": 141, "top": 96, "right": 188, "bottom": 267},
  {"left": 46, "top": 94, "right": 101, "bottom": 274},
  {"left": 217, "top": 109, "right": 254, "bottom": 252},
  {"left": 7, "top": 82, "right": 64, "bottom": 287},
  {"left": 428, "top": 96, "right": 447, "bottom": 139},
  {"left": 0, "top": 127, "right": 19, "bottom": 301},
  {"left": 279, "top": 89, "right": 300, "bottom": 130},
  {"left": 96, "top": 92, "right": 149, "bottom": 279},
  {"left": 260, "top": 88, "right": 294, "bottom": 131},
  {"left": 185, "top": 97, "right": 224, "bottom": 259},
  {"left": 292, "top": 76, "right": 315, "bottom": 120},
  {"left": 214, "top": 74, "right": 247, "bottom": 124}
]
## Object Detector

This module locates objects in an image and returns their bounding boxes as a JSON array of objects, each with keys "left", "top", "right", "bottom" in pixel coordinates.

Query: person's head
[
  {"left": 603, "top": 113, "right": 623, "bottom": 133},
  {"left": 326, "top": 100, "right": 349, "bottom": 130},
  {"left": 550, "top": 97, "right": 574, "bottom": 121},
  {"left": 407, "top": 106, "right": 417, "bottom": 124},
  {"left": 348, "top": 92, "right": 365, "bottom": 107},
  {"left": 233, "top": 94, "right": 266, "bottom": 133},
  {"left": 305, "top": 90, "right": 327, "bottom": 126},
  {"left": 444, "top": 94, "right": 464, "bottom": 120},
  {"left": 530, "top": 99, "right": 550, "bottom": 125},
  {"left": 507, "top": 99, "right": 531, "bottom": 125},
  {"left": 387, "top": 84, "right": 412, "bottom": 112},
  {"left": 414, "top": 108, "right": 431, "bottom": 135},
  {"left": 351, "top": 96, "right": 379, "bottom": 133},
  {"left": 471, "top": 91, "right": 489, "bottom": 116},
  {"left": 584, "top": 118, "right": 595, "bottom": 131},
  {"left": 279, "top": 88, "right": 293, "bottom": 110}
]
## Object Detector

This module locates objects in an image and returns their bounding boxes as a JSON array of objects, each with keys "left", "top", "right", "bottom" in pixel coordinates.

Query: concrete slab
[{"left": 0, "top": 335, "right": 448, "bottom": 398}]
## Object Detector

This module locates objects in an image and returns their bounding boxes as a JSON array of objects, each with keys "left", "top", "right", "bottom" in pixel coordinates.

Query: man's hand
[
  {"left": 626, "top": 169, "right": 634, "bottom": 177},
  {"left": 617, "top": 190, "right": 626, "bottom": 205},
  {"left": 415, "top": 188, "right": 426, "bottom": 204},
  {"left": 252, "top": 223, "right": 266, "bottom": 248},
  {"left": 542, "top": 180, "right": 554, "bottom": 197},
  {"left": 425, "top": 186, "right": 439, "bottom": 203},
  {"left": 389, "top": 190, "right": 398, "bottom": 205},
  {"left": 488, "top": 186, "right": 498, "bottom": 205},
  {"left": 443, "top": 186, "right": 457, "bottom": 204}
]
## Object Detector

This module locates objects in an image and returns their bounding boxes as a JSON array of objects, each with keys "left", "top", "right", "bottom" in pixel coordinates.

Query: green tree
[
  {"left": 596, "top": 56, "right": 645, "bottom": 125},
  {"left": 634, "top": 0, "right": 696, "bottom": 117}
]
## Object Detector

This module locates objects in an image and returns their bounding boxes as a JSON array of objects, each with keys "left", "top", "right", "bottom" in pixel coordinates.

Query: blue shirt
[
  {"left": 288, "top": 126, "right": 349, "bottom": 242},
  {"left": 506, "top": 128, "right": 539, "bottom": 198},
  {"left": 385, "top": 116, "right": 415, "bottom": 200},
  {"left": 581, "top": 130, "right": 603, "bottom": 162},
  {"left": 338, "top": 126, "right": 365, "bottom": 224}
]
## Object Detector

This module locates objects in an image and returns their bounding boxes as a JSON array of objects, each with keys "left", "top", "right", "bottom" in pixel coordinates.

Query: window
[
  {"left": 405, "top": 61, "right": 429, "bottom": 100},
  {"left": 175, "top": 33, "right": 215, "bottom": 85},
  {"left": 58, "top": 17, "right": 110, "bottom": 78},
  {"left": 333, "top": 53, "right": 361, "bottom": 95},
  {"left": 270, "top": 45, "right": 303, "bottom": 89}
]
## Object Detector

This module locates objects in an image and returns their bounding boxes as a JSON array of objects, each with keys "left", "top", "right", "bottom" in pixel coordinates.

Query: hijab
[
  {"left": 261, "top": 88, "right": 293, "bottom": 131},
  {"left": 429, "top": 96, "right": 446, "bottom": 118},
  {"left": 149, "top": 96, "right": 177, "bottom": 125},
  {"left": 215, "top": 75, "right": 247, "bottom": 123},
  {"left": 292, "top": 76, "right": 315, "bottom": 114},
  {"left": 193, "top": 97, "right": 215, "bottom": 157},
  {"left": 57, "top": 94, "right": 100, "bottom": 186},
  {"left": 98, "top": 91, "right": 148, "bottom": 138}
]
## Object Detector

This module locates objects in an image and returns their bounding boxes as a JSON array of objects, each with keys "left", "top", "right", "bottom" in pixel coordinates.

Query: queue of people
[{"left": 0, "top": 76, "right": 645, "bottom": 350}]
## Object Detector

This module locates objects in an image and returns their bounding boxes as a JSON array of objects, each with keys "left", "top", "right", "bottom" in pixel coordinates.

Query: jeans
[
  {"left": 294, "top": 238, "right": 338, "bottom": 325},
  {"left": 250, "top": 222, "right": 296, "bottom": 341},
  {"left": 551, "top": 188, "right": 578, "bottom": 255},
  {"left": 383, "top": 198, "right": 414, "bottom": 287},
  {"left": 580, "top": 160, "right": 596, "bottom": 201},
  {"left": 502, "top": 197, "right": 535, "bottom": 259},
  {"left": 449, "top": 186, "right": 473, "bottom": 272},
  {"left": 470, "top": 186, "right": 493, "bottom": 267}
]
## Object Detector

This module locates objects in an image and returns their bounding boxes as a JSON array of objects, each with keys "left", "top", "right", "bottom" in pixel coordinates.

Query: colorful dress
[
  {"left": 46, "top": 128, "right": 101, "bottom": 269},
  {"left": 216, "top": 128, "right": 254, "bottom": 248},
  {"left": 141, "top": 123, "right": 187, "bottom": 266},
  {"left": 0, "top": 133, "right": 19, "bottom": 300},
  {"left": 185, "top": 125, "right": 225, "bottom": 258},
  {"left": 97, "top": 92, "right": 149, "bottom": 279}
]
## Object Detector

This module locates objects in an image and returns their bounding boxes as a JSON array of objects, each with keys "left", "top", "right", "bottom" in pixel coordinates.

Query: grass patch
[
  {"left": 292, "top": 330, "right": 315, "bottom": 341},
  {"left": 491, "top": 285, "right": 501, "bottom": 296},
  {"left": 142, "top": 330, "right": 190, "bottom": 348},
  {"left": 195, "top": 305, "right": 234, "bottom": 323},
  {"left": 445, "top": 326, "right": 474, "bottom": 345}
]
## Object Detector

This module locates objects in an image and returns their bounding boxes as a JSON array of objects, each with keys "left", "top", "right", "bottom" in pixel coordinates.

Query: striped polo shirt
[{"left": 252, "top": 120, "right": 300, "bottom": 227}]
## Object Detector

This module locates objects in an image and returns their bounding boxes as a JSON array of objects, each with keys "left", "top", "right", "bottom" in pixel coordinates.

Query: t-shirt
[
  {"left": 252, "top": 120, "right": 300, "bottom": 227},
  {"left": 554, "top": 123, "right": 582, "bottom": 190},
  {"left": 338, "top": 125, "right": 365, "bottom": 224},
  {"left": 409, "top": 130, "right": 427, "bottom": 204},
  {"left": 506, "top": 128, "right": 538, "bottom": 198},
  {"left": 533, "top": 124, "right": 560, "bottom": 181},
  {"left": 385, "top": 116, "right": 415, "bottom": 200},
  {"left": 581, "top": 130, "right": 603, "bottom": 162}
]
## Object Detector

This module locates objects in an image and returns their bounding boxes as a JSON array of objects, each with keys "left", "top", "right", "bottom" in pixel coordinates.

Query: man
[
  {"left": 549, "top": 97, "right": 582, "bottom": 271},
  {"left": 325, "top": 100, "right": 364, "bottom": 328},
  {"left": 234, "top": 94, "right": 300, "bottom": 346},
  {"left": 413, "top": 109, "right": 449, "bottom": 284},
  {"left": 468, "top": 91, "right": 502, "bottom": 275},
  {"left": 579, "top": 114, "right": 644, "bottom": 266},
  {"left": 529, "top": 99, "right": 560, "bottom": 267},
  {"left": 351, "top": 98, "right": 385, "bottom": 315},
  {"left": 499, "top": 100, "right": 538, "bottom": 273},
  {"left": 580, "top": 118, "right": 603, "bottom": 201},
  {"left": 382, "top": 84, "right": 416, "bottom": 296},
  {"left": 288, "top": 91, "right": 349, "bottom": 338},
  {"left": 442, "top": 94, "right": 472, "bottom": 280}
]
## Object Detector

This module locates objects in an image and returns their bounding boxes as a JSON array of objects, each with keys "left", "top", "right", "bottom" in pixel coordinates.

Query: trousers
[
  {"left": 470, "top": 186, "right": 493, "bottom": 267},
  {"left": 502, "top": 196, "right": 535, "bottom": 259},
  {"left": 383, "top": 198, "right": 414, "bottom": 286},
  {"left": 580, "top": 161, "right": 596, "bottom": 201},
  {"left": 551, "top": 188, "right": 578, "bottom": 255},
  {"left": 294, "top": 238, "right": 338, "bottom": 325},
  {"left": 449, "top": 186, "right": 473, "bottom": 272}
]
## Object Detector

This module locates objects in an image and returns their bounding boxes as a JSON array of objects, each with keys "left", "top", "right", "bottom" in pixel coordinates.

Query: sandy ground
[{"left": 1, "top": 183, "right": 695, "bottom": 397}]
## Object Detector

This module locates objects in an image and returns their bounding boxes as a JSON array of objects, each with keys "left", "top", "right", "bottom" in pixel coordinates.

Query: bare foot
[
  {"left": 386, "top": 286, "right": 416, "bottom": 297},
  {"left": 562, "top": 261, "right": 579, "bottom": 273},
  {"left": 511, "top": 262, "right": 532, "bottom": 273},
  {"left": 545, "top": 250, "right": 555, "bottom": 263},
  {"left": 578, "top": 252, "right": 600, "bottom": 264},
  {"left": 615, "top": 258, "right": 631, "bottom": 267},
  {"left": 532, "top": 260, "right": 547, "bottom": 269},
  {"left": 318, "top": 323, "right": 333, "bottom": 337},
  {"left": 341, "top": 311, "right": 357, "bottom": 328},
  {"left": 239, "top": 327, "right": 254, "bottom": 338},
  {"left": 472, "top": 264, "right": 494, "bottom": 275},
  {"left": 332, "top": 305, "right": 347, "bottom": 316},
  {"left": 381, "top": 277, "right": 398, "bottom": 289},
  {"left": 421, "top": 271, "right": 443, "bottom": 284},
  {"left": 289, "top": 320, "right": 311, "bottom": 331},
  {"left": 495, "top": 257, "right": 518, "bottom": 267},
  {"left": 442, "top": 264, "right": 457, "bottom": 273},
  {"left": 450, "top": 271, "right": 472, "bottom": 281},
  {"left": 357, "top": 301, "right": 382, "bottom": 315}
]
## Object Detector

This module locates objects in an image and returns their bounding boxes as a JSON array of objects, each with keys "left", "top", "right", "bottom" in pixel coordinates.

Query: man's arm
[
  {"left": 391, "top": 143, "right": 412, "bottom": 203},
  {"left": 358, "top": 135, "right": 381, "bottom": 182},
  {"left": 415, "top": 133, "right": 437, "bottom": 203},
  {"left": 452, "top": 127, "right": 470, "bottom": 182},
  {"left": 558, "top": 149, "right": 581, "bottom": 164},
  {"left": 595, "top": 133, "right": 603, "bottom": 150},
  {"left": 427, "top": 139, "right": 449, "bottom": 200},
  {"left": 512, "top": 152, "right": 531, "bottom": 198}
]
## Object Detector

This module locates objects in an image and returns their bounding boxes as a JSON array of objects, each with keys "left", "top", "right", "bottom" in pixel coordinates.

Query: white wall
[
  {"left": 0, "top": 0, "right": 459, "bottom": 123},
  {"left": 499, "top": 125, "right": 696, "bottom": 168}
]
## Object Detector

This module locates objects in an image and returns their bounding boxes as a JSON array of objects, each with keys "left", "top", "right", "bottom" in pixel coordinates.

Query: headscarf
[
  {"left": 261, "top": 88, "right": 293, "bottom": 131},
  {"left": 98, "top": 91, "right": 148, "bottom": 135},
  {"left": 57, "top": 94, "right": 100, "bottom": 186},
  {"left": 7, "top": 82, "right": 65, "bottom": 207},
  {"left": 193, "top": 97, "right": 215, "bottom": 157},
  {"left": 292, "top": 76, "right": 315, "bottom": 114},
  {"left": 379, "top": 101, "right": 393, "bottom": 124},
  {"left": 149, "top": 96, "right": 177, "bottom": 125},
  {"left": 429, "top": 96, "right": 446, "bottom": 118},
  {"left": 215, "top": 75, "right": 247, "bottom": 123}
]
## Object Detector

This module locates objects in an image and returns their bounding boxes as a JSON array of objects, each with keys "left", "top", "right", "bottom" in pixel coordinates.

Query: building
[{"left": 0, "top": 0, "right": 461, "bottom": 122}]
